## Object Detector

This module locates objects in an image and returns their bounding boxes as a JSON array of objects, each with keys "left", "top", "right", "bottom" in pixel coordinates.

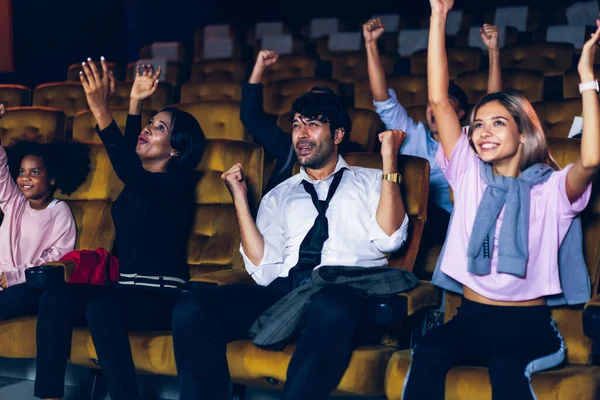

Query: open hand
[
  {"left": 480, "top": 24, "right": 499, "bottom": 51},
  {"left": 255, "top": 50, "right": 279, "bottom": 70},
  {"left": 222, "top": 163, "right": 248, "bottom": 201},
  {"left": 0, "top": 104, "right": 5, "bottom": 119},
  {"left": 379, "top": 130, "right": 407, "bottom": 158},
  {"left": 363, "top": 18, "right": 385, "bottom": 43},
  {"left": 0, "top": 273, "right": 7, "bottom": 289},
  {"left": 578, "top": 16, "right": 600, "bottom": 81},
  {"left": 130, "top": 64, "right": 162, "bottom": 101},
  {"left": 79, "top": 57, "right": 116, "bottom": 124},
  {"left": 429, "top": 0, "right": 454, "bottom": 14}
]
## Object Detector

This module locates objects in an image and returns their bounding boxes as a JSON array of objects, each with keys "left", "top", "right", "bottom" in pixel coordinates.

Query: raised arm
[
  {"left": 364, "top": 18, "right": 389, "bottom": 102},
  {"left": 566, "top": 19, "right": 600, "bottom": 203},
  {"left": 428, "top": 0, "right": 463, "bottom": 159},
  {"left": 0, "top": 106, "right": 22, "bottom": 211},
  {"left": 129, "top": 64, "right": 162, "bottom": 116},
  {"left": 480, "top": 24, "right": 502, "bottom": 93}
]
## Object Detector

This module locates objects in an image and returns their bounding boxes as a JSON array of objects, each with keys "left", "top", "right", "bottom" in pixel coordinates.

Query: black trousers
[
  {"left": 403, "top": 298, "right": 565, "bottom": 400},
  {"left": 34, "top": 283, "right": 179, "bottom": 400},
  {"left": 172, "top": 279, "right": 388, "bottom": 400},
  {"left": 0, "top": 283, "right": 42, "bottom": 320}
]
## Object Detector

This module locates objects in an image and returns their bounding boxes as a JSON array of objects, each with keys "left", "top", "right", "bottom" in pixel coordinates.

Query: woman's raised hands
[
  {"left": 79, "top": 57, "right": 116, "bottom": 129},
  {"left": 130, "top": 64, "right": 162, "bottom": 102}
]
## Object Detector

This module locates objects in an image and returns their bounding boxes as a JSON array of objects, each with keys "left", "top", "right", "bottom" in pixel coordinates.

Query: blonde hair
[{"left": 467, "top": 92, "right": 560, "bottom": 170}]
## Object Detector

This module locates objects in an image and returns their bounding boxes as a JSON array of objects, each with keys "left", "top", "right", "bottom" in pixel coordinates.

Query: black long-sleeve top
[{"left": 96, "top": 114, "right": 194, "bottom": 289}]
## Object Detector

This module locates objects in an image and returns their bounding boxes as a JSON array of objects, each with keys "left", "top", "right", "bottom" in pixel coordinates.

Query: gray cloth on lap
[{"left": 249, "top": 265, "right": 419, "bottom": 349}]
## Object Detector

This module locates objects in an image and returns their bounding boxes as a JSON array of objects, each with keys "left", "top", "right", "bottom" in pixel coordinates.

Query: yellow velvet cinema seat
[
  {"left": 0, "top": 84, "right": 31, "bottom": 107},
  {"left": 276, "top": 107, "right": 385, "bottom": 152},
  {"left": 262, "top": 78, "right": 341, "bottom": 115},
  {"left": 411, "top": 47, "right": 482, "bottom": 79},
  {"left": 354, "top": 75, "right": 428, "bottom": 110},
  {"left": 259, "top": 55, "right": 316, "bottom": 84},
  {"left": 193, "top": 26, "right": 244, "bottom": 62},
  {"left": 72, "top": 108, "right": 156, "bottom": 144},
  {"left": 330, "top": 52, "right": 397, "bottom": 84},
  {"left": 0, "top": 143, "right": 123, "bottom": 359},
  {"left": 172, "top": 101, "right": 249, "bottom": 141},
  {"left": 180, "top": 81, "right": 242, "bottom": 103},
  {"left": 385, "top": 138, "right": 600, "bottom": 400},
  {"left": 0, "top": 106, "right": 66, "bottom": 145},
  {"left": 108, "top": 81, "right": 173, "bottom": 112},
  {"left": 189, "top": 60, "right": 247, "bottom": 83},
  {"left": 501, "top": 43, "right": 575, "bottom": 77},
  {"left": 455, "top": 68, "right": 545, "bottom": 104},
  {"left": 32, "top": 82, "right": 89, "bottom": 136},
  {"left": 533, "top": 99, "right": 582, "bottom": 138},
  {"left": 563, "top": 66, "right": 600, "bottom": 99}
]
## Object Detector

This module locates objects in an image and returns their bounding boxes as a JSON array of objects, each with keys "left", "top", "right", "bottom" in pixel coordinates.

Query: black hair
[
  {"left": 448, "top": 81, "right": 469, "bottom": 112},
  {"left": 290, "top": 90, "right": 352, "bottom": 142},
  {"left": 6, "top": 139, "right": 91, "bottom": 196},
  {"left": 161, "top": 107, "right": 207, "bottom": 172}
]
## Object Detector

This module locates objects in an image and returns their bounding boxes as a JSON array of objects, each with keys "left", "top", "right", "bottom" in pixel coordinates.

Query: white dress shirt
[{"left": 241, "top": 156, "right": 410, "bottom": 286}]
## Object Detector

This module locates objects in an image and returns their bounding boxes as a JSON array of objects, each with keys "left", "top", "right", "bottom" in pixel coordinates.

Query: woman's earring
[{"left": 170, "top": 150, "right": 179, "bottom": 157}]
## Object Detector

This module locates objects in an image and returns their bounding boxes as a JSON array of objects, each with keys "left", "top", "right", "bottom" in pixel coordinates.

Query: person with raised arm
[
  {"left": 364, "top": 18, "right": 501, "bottom": 255},
  {"left": 34, "top": 59, "right": 207, "bottom": 400},
  {"left": 401, "top": 2, "right": 600, "bottom": 398}
]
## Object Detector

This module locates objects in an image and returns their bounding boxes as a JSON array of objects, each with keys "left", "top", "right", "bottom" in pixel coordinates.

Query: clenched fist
[
  {"left": 222, "top": 163, "right": 248, "bottom": 201},
  {"left": 255, "top": 50, "right": 279, "bottom": 70},
  {"left": 379, "top": 130, "right": 407, "bottom": 159},
  {"left": 0, "top": 104, "right": 5, "bottom": 119},
  {"left": 363, "top": 18, "right": 385, "bottom": 43}
]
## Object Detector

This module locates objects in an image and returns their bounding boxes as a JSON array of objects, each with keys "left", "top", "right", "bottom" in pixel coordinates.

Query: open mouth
[
  {"left": 296, "top": 143, "right": 316, "bottom": 156},
  {"left": 479, "top": 142, "right": 500, "bottom": 151},
  {"left": 20, "top": 184, "right": 34, "bottom": 191},
  {"left": 137, "top": 135, "right": 148, "bottom": 144}
]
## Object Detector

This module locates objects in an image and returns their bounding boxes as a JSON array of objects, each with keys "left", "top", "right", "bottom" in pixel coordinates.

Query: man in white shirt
[{"left": 171, "top": 89, "right": 410, "bottom": 400}]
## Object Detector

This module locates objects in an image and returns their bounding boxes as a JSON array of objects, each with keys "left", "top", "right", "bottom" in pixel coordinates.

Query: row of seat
[{"left": 0, "top": 136, "right": 598, "bottom": 399}]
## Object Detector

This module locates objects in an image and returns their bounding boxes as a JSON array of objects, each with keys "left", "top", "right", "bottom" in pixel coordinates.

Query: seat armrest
[
  {"left": 190, "top": 268, "right": 255, "bottom": 286},
  {"left": 583, "top": 294, "right": 600, "bottom": 339},
  {"left": 397, "top": 281, "right": 441, "bottom": 316},
  {"left": 42, "top": 260, "right": 77, "bottom": 281}
]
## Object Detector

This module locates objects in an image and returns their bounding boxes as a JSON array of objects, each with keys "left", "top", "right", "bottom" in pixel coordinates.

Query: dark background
[{"left": 8, "top": 0, "right": 589, "bottom": 87}]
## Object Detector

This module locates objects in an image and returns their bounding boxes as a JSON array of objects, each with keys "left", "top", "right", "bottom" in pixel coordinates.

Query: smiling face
[
  {"left": 16, "top": 155, "right": 54, "bottom": 205},
  {"left": 470, "top": 100, "right": 524, "bottom": 166},
  {"left": 292, "top": 114, "right": 343, "bottom": 169},
  {"left": 136, "top": 111, "right": 177, "bottom": 164}
]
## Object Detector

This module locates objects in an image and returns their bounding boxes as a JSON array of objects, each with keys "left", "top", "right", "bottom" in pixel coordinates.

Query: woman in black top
[{"left": 34, "top": 59, "right": 206, "bottom": 400}]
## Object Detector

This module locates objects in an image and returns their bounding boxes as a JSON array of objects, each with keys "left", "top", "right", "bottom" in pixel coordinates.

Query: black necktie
[{"left": 288, "top": 168, "right": 345, "bottom": 288}]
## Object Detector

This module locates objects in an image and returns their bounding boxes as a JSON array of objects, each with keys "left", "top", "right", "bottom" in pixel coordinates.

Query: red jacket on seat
[{"left": 63, "top": 248, "right": 120, "bottom": 285}]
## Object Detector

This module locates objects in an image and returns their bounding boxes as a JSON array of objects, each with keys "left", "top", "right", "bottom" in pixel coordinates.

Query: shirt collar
[{"left": 291, "top": 155, "right": 355, "bottom": 187}]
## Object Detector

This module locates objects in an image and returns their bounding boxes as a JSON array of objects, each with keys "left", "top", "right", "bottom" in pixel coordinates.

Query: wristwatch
[
  {"left": 579, "top": 80, "right": 599, "bottom": 94},
  {"left": 383, "top": 173, "right": 402, "bottom": 184}
]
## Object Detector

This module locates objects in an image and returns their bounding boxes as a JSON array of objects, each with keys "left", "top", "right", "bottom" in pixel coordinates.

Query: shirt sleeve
[
  {"left": 373, "top": 89, "right": 420, "bottom": 134},
  {"left": 367, "top": 173, "right": 409, "bottom": 253},
  {"left": 239, "top": 192, "right": 286, "bottom": 286},
  {"left": 435, "top": 131, "right": 479, "bottom": 190},
  {"left": 0, "top": 145, "right": 23, "bottom": 212},
  {"left": 4, "top": 204, "right": 77, "bottom": 287},
  {"left": 547, "top": 164, "right": 593, "bottom": 219},
  {"left": 240, "top": 82, "right": 293, "bottom": 161}
]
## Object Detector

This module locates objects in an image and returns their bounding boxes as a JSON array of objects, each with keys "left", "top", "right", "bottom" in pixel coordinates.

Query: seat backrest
[
  {"left": 292, "top": 153, "right": 430, "bottom": 272},
  {"left": 445, "top": 138, "right": 600, "bottom": 366},
  {"left": 66, "top": 62, "right": 121, "bottom": 81},
  {"left": 33, "top": 82, "right": 88, "bottom": 119},
  {"left": 411, "top": 47, "right": 482, "bottom": 79},
  {"left": 533, "top": 99, "right": 581, "bottom": 138},
  {"left": 188, "top": 139, "right": 263, "bottom": 276},
  {"left": 456, "top": 68, "right": 545, "bottom": 104},
  {"left": 109, "top": 81, "right": 172, "bottom": 112},
  {"left": 0, "top": 84, "right": 31, "bottom": 108},
  {"left": 263, "top": 78, "right": 341, "bottom": 115},
  {"left": 180, "top": 81, "right": 242, "bottom": 103},
  {"left": 172, "top": 101, "right": 248, "bottom": 141},
  {"left": 54, "top": 143, "right": 123, "bottom": 251},
  {"left": 189, "top": 60, "right": 247, "bottom": 83},
  {"left": 72, "top": 108, "right": 156, "bottom": 144},
  {"left": 261, "top": 55, "right": 317, "bottom": 84},
  {"left": 276, "top": 107, "right": 384, "bottom": 152},
  {"left": 193, "top": 26, "right": 244, "bottom": 62},
  {"left": 500, "top": 43, "right": 575, "bottom": 76},
  {"left": 0, "top": 106, "right": 66, "bottom": 145},
  {"left": 330, "top": 52, "right": 396, "bottom": 83},
  {"left": 354, "top": 75, "right": 428, "bottom": 110},
  {"left": 563, "top": 66, "right": 600, "bottom": 99}
]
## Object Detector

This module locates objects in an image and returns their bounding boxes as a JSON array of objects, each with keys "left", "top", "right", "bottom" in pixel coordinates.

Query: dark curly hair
[
  {"left": 290, "top": 89, "right": 352, "bottom": 143},
  {"left": 6, "top": 139, "right": 91, "bottom": 196}
]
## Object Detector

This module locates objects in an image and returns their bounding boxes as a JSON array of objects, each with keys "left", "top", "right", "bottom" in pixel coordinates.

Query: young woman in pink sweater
[{"left": 0, "top": 104, "right": 90, "bottom": 320}]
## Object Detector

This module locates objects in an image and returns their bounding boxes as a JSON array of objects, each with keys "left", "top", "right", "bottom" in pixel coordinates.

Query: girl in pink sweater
[{"left": 0, "top": 105, "right": 90, "bottom": 320}]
